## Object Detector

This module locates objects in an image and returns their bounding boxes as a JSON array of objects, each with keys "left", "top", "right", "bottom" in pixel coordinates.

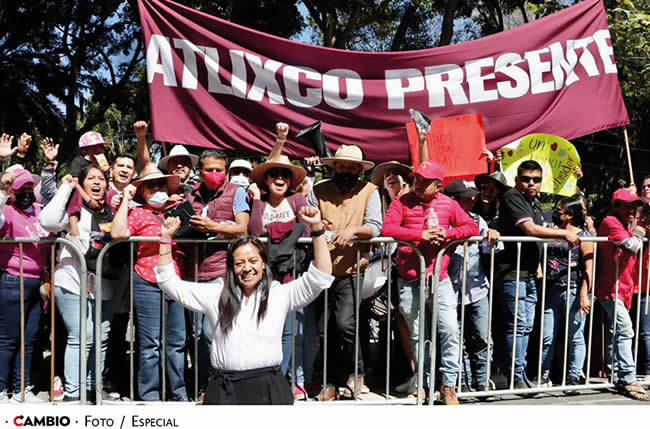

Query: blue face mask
[{"left": 147, "top": 191, "right": 169, "bottom": 209}]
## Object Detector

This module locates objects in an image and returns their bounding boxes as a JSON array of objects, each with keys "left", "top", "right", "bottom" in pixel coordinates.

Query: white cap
[{"left": 229, "top": 159, "right": 252, "bottom": 172}]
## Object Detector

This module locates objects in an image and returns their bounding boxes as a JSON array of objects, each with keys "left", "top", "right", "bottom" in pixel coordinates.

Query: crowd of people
[{"left": 0, "top": 122, "right": 649, "bottom": 405}]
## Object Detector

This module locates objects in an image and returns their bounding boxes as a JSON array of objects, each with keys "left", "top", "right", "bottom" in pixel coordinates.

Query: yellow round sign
[{"left": 500, "top": 134, "right": 581, "bottom": 196}]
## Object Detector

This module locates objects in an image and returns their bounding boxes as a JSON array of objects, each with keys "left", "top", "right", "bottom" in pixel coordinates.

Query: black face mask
[
  {"left": 551, "top": 210, "right": 563, "bottom": 227},
  {"left": 13, "top": 192, "right": 35, "bottom": 210},
  {"left": 333, "top": 173, "right": 359, "bottom": 191}
]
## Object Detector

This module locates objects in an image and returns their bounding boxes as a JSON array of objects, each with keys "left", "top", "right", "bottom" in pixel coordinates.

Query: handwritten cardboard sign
[
  {"left": 500, "top": 133, "right": 581, "bottom": 196},
  {"left": 406, "top": 112, "right": 487, "bottom": 183}
]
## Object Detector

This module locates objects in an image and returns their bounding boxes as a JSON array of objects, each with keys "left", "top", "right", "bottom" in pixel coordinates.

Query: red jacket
[
  {"left": 381, "top": 191, "right": 479, "bottom": 282},
  {"left": 596, "top": 215, "right": 640, "bottom": 308}
]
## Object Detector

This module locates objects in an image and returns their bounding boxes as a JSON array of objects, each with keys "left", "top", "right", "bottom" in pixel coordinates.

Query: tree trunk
[
  {"left": 519, "top": 2, "right": 529, "bottom": 23},
  {"left": 323, "top": 10, "right": 336, "bottom": 47},
  {"left": 63, "top": 61, "right": 80, "bottom": 162},
  {"left": 439, "top": 0, "right": 460, "bottom": 46},
  {"left": 391, "top": 2, "right": 417, "bottom": 51}
]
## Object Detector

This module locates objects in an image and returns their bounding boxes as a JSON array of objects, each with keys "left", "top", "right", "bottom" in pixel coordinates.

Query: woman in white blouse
[
  {"left": 154, "top": 206, "right": 333, "bottom": 405},
  {"left": 39, "top": 168, "right": 119, "bottom": 403}
]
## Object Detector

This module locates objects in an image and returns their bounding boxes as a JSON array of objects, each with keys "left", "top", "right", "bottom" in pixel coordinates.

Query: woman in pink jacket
[{"left": 0, "top": 168, "right": 50, "bottom": 403}]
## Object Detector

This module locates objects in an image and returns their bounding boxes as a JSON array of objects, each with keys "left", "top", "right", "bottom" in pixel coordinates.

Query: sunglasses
[
  {"left": 143, "top": 180, "right": 167, "bottom": 189},
  {"left": 267, "top": 168, "right": 292, "bottom": 179},
  {"left": 230, "top": 168, "right": 250, "bottom": 177},
  {"left": 518, "top": 175, "right": 542, "bottom": 184}
]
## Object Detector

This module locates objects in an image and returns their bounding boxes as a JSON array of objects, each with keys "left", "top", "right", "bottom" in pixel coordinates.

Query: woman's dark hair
[
  {"left": 218, "top": 235, "right": 274, "bottom": 336},
  {"left": 79, "top": 165, "right": 107, "bottom": 194},
  {"left": 572, "top": 192, "right": 592, "bottom": 214},
  {"left": 557, "top": 196, "right": 585, "bottom": 228}
]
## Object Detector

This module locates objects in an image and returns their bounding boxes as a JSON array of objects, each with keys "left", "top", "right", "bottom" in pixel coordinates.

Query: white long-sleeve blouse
[{"left": 154, "top": 262, "right": 334, "bottom": 371}]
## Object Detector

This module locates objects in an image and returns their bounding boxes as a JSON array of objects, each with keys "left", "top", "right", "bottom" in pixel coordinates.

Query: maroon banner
[{"left": 139, "top": 0, "right": 629, "bottom": 163}]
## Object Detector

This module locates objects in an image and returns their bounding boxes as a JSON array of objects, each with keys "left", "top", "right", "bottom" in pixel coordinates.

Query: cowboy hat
[
  {"left": 370, "top": 161, "right": 412, "bottom": 187},
  {"left": 131, "top": 164, "right": 181, "bottom": 203},
  {"left": 250, "top": 155, "right": 307, "bottom": 190},
  {"left": 158, "top": 145, "right": 199, "bottom": 170},
  {"left": 321, "top": 145, "right": 375, "bottom": 171}
]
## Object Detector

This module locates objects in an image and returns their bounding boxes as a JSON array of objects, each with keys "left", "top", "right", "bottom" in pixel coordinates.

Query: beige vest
[{"left": 314, "top": 179, "right": 377, "bottom": 278}]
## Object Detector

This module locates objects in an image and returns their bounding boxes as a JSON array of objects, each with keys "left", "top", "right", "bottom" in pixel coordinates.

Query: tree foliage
[{"left": 1, "top": 0, "right": 649, "bottom": 206}]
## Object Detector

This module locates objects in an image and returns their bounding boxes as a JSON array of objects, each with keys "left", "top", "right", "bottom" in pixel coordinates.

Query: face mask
[
  {"left": 333, "top": 173, "right": 359, "bottom": 191},
  {"left": 551, "top": 210, "right": 563, "bottom": 227},
  {"left": 13, "top": 192, "right": 35, "bottom": 210},
  {"left": 230, "top": 175, "right": 250, "bottom": 188},
  {"left": 203, "top": 171, "right": 226, "bottom": 191},
  {"left": 147, "top": 191, "right": 169, "bottom": 209}
]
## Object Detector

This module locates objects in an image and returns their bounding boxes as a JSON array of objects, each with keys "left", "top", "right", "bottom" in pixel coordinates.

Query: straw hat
[
  {"left": 321, "top": 145, "right": 374, "bottom": 171},
  {"left": 250, "top": 155, "right": 307, "bottom": 190},
  {"left": 158, "top": 145, "right": 199, "bottom": 170},
  {"left": 370, "top": 161, "right": 412, "bottom": 187},
  {"left": 131, "top": 164, "right": 181, "bottom": 203}
]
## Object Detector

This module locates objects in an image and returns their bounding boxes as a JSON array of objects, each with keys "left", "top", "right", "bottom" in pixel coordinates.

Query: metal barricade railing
[
  {"left": 94, "top": 236, "right": 428, "bottom": 405},
  {"left": 6, "top": 234, "right": 650, "bottom": 405},
  {"left": 0, "top": 237, "right": 87, "bottom": 403},
  {"left": 428, "top": 235, "right": 650, "bottom": 404}
]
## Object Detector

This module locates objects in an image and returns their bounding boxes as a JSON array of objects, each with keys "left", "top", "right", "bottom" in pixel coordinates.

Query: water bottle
[
  {"left": 426, "top": 205, "right": 439, "bottom": 229},
  {"left": 409, "top": 108, "right": 431, "bottom": 133}
]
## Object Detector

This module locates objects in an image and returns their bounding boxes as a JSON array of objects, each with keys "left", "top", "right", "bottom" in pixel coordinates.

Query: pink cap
[
  {"left": 410, "top": 160, "right": 445, "bottom": 181},
  {"left": 11, "top": 168, "right": 34, "bottom": 191},
  {"left": 78, "top": 131, "right": 111, "bottom": 149},
  {"left": 611, "top": 188, "right": 643, "bottom": 205}
]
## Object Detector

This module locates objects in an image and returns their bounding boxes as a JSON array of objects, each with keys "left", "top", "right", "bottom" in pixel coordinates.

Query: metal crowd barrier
[
  {"left": 94, "top": 236, "right": 427, "bottom": 405},
  {"left": 428, "top": 236, "right": 650, "bottom": 405},
  {"left": 4, "top": 234, "right": 650, "bottom": 405},
  {"left": 0, "top": 237, "right": 87, "bottom": 403}
]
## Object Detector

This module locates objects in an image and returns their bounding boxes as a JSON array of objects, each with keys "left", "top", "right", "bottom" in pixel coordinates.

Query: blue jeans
[
  {"left": 600, "top": 298, "right": 637, "bottom": 385},
  {"left": 497, "top": 279, "right": 537, "bottom": 382},
  {"left": 55, "top": 287, "right": 112, "bottom": 398},
  {"left": 133, "top": 273, "right": 187, "bottom": 401},
  {"left": 540, "top": 284, "right": 586, "bottom": 380},
  {"left": 0, "top": 273, "right": 41, "bottom": 393},
  {"left": 399, "top": 277, "right": 459, "bottom": 387},
  {"left": 633, "top": 294, "right": 650, "bottom": 375},
  {"left": 458, "top": 295, "right": 490, "bottom": 387},
  {"left": 281, "top": 303, "right": 319, "bottom": 386}
]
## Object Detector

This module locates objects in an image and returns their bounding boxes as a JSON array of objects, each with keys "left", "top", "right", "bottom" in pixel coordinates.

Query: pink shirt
[
  {"left": 0, "top": 204, "right": 51, "bottom": 278},
  {"left": 127, "top": 207, "right": 185, "bottom": 283},
  {"left": 596, "top": 216, "right": 638, "bottom": 308},
  {"left": 381, "top": 192, "right": 479, "bottom": 282}
]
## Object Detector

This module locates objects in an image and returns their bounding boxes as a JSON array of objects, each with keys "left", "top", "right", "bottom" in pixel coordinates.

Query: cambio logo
[{"left": 13, "top": 415, "right": 71, "bottom": 427}]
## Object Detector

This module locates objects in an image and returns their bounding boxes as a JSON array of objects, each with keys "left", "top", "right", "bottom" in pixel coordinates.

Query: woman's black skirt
[{"left": 203, "top": 365, "right": 293, "bottom": 405}]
